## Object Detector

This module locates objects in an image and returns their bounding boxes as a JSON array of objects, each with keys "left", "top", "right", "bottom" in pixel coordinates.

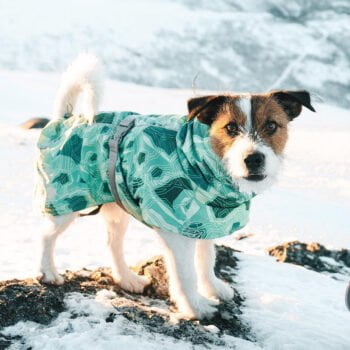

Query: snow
[
  {"left": 0, "top": 70, "right": 349, "bottom": 349},
  {"left": 237, "top": 254, "right": 350, "bottom": 350},
  {"left": 2, "top": 290, "right": 260, "bottom": 349},
  {"left": 2, "top": 292, "right": 202, "bottom": 350}
]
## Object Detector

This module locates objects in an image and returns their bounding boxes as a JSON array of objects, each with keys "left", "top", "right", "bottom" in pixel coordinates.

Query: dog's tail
[{"left": 52, "top": 53, "right": 103, "bottom": 124}]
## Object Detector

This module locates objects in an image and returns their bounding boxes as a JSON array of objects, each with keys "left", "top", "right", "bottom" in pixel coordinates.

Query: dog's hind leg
[
  {"left": 39, "top": 213, "right": 77, "bottom": 285},
  {"left": 100, "top": 203, "right": 149, "bottom": 293},
  {"left": 195, "top": 240, "right": 234, "bottom": 301},
  {"left": 156, "top": 231, "right": 218, "bottom": 320}
]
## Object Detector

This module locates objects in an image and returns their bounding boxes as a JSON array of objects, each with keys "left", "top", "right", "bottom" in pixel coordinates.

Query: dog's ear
[
  {"left": 271, "top": 90, "right": 316, "bottom": 120},
  {"left": 187, "top": 95, "right": 225, "bottom": 124}
]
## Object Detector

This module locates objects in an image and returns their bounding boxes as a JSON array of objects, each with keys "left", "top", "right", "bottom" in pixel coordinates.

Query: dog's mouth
[{"left": 244, "top": 174, "right": 267, "bottom": 182}]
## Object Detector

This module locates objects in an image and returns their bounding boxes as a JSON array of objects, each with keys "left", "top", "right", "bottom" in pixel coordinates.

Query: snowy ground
[{"left": 0, "top": 70, "right": 349, "bottom": 349}]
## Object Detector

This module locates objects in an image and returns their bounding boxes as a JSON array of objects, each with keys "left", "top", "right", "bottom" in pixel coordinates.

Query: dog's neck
[{"left": 176, "top": 118, "right": 253, "bottom": 203}]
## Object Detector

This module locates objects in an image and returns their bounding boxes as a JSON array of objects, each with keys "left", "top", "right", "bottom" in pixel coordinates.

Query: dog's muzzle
[{"left": 244, "top": 152, "right": 266, "bottom": 181}]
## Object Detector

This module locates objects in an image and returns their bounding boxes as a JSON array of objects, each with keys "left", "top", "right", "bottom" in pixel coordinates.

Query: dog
[{"left": 37, "top": 54, "right": 315, "bottom": 319}]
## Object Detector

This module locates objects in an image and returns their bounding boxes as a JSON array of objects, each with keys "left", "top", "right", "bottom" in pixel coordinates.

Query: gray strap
[{"left": 108, "top": 116, "right": 135, "bottom": 209}]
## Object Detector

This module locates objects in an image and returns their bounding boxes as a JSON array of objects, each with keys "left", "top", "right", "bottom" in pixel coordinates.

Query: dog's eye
[
  {"left": 225, "top": 122, "right": 239, "bottom": 136},
  {"left": 264, "top": 121, "right": 278, "bottom": 135}
]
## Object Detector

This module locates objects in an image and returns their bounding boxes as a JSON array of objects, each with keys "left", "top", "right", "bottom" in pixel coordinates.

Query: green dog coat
[{"left": 36, "top": 111, "right": 253, "bottom": 239}]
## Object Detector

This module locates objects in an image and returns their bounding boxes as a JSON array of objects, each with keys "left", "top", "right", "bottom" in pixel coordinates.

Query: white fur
[
  {"left": 39, "top": 212, "right": 77, "bottom": 285},
  {"left": 237, "top": 96, "right": 252, "bottom": 133},
  {"left": 223, "top": 135, "right": 282, "bottom": 195},
  {"left": 156, "top": 230, "right": 219, "bottom": 319},
  {"left": 223, "top": 136, "right": 254, "bottom": 179},
  {"left": 195, "top": 240, "right": 234, "bottom": 301},
  {"left": 100, "top": 203, "right": 149, "bottom": 293},
  {"left": 53, "top": 53, "right": 103, "bottom": 123}
]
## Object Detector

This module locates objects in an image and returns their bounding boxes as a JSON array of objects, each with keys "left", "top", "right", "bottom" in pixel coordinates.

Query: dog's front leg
[
  {"left": 195, "top": 240, "right": 234, "bottom": 301},
  {"left": 100, "top": 203, "right": 149, "bottom": 293},
  {"left": 39, "top": 213, "right": 77, "bottom": 284},
  {"left": 157, "top": 230, "right": 218, "bottom": 320}
]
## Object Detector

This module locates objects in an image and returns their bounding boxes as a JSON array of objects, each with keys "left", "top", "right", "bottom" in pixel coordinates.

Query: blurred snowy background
[{"left": 1, "top": 0, "right": 349, "bottom": 107}]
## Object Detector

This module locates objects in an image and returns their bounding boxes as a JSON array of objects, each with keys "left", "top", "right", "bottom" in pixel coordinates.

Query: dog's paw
[
  {"left": 213, "top": 278, "right": 234, "bottom": 301},
  {"left": 39, "top": 271, "right": 64, "bottom": 285},
  {"left": 115, "top": 272, "right": 149, "bottom": 294},
  {"left": 177, "top": 295, "right": 218, "bottom": 320},
  {"left": 199, "top": 277, "right": 234, "bottom": 302}
]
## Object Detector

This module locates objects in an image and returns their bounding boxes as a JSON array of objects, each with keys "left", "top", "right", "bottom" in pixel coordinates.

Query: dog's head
[{"left": 187, "top": 90, "right": 315, "bottom": 194}]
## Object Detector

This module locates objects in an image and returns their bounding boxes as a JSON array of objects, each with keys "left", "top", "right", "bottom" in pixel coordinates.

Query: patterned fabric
[{"left": 36, "top": 111, "right": 253, "bottom": 239}]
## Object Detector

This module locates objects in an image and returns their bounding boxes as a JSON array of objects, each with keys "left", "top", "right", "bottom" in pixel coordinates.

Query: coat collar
[{"left": 176, "top": 118, "right": 253, "bottom": 206}]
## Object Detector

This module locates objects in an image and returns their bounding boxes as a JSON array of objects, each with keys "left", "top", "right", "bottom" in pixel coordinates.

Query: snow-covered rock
[{"left": 0, "top": 246, "right": 253, "bottom": 349}]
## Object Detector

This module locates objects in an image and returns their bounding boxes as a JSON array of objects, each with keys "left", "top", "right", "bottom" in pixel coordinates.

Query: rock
[
  {"left": 132, "top": 255, "right": 169, "bottom": 299},
  {"left": 0, "top": 245, "right": 254, "bottom": 348},
  {"left": 20, "top": 117, "right": 50, "bottom": 129},
  {"left": 235, "top": 232, "right": 254, "bottom": 241},
  {"left": 268, "top": 241, "right": 350, "bottom": 274},
  {"left": 0, "top": 278, "right": 65, "bottom": 328}
]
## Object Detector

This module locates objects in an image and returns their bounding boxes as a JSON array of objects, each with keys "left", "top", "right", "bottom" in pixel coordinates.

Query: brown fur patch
[
  {"left": 251, "top": 94, "right": 289, "bottom": 155},
  {"left": 210, "top": 98, "right": 247, "bottom": 158}
]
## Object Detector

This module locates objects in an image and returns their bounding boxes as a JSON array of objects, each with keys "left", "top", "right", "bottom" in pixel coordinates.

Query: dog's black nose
[{"left": 244, "top": 152, "right": 265, "bottom": 172}]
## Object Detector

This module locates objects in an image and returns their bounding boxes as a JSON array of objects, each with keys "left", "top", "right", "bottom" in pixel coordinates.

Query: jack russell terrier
[{"left": 37, "top": 54, "right": 315, "bottom": 319}]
